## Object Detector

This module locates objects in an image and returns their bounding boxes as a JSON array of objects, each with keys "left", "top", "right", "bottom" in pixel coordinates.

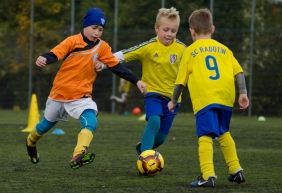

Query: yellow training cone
[{"left": 22, "top": 94, "right": 40, "bottom": 132}]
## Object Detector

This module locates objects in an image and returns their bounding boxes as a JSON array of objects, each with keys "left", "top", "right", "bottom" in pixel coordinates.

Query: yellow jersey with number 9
[{"left": 175, "top": 39, "right": 243, "bottom": 114}]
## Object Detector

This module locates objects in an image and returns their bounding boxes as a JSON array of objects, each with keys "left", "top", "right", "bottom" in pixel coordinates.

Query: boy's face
[
  {"left": 84, "top": 25, "right": 104, "bottom": 41},
  {"left": 155, "top": 17, "right": 179, "bottom": 46}
]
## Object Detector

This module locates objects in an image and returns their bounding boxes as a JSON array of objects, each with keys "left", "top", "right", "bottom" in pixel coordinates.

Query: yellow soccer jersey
[
  {"left": 120, "top": 37, "right": 186, "bottom": 99},
  {"left": 176, "top": 39, "right": 243, "bottom": 113}
]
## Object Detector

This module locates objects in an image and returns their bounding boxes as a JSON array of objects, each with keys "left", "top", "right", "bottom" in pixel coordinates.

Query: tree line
[{"left": 0, "top": 0, "right": 281, "bottom": 116}]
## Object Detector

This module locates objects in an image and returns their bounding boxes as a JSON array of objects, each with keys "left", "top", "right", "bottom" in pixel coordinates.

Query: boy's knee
[
  {"left": 36, "top": 117, "right": 57, "bottom": 135},
  {"left": 148, "top": 115, "right": 161, "bottom": 128},
  {"left": 80, "top": 109, "right": 98, "bottom": 132}
]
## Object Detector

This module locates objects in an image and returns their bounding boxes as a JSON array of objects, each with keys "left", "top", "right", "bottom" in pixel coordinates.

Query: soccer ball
[{"left": 137, "top": 150, "right": 164, "bottom": 176}]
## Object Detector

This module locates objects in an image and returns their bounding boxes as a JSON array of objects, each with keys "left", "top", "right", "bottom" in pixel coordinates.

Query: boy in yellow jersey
[
  {"left": 97, "top": 7, "right": 186, "bottom": 155},
  {"left": 26, "top": 7, "right": 146, "bottom": 169},
  {"left": 168, "top": 8, "right": 249, "bottom": 187},
  {"left": 110, "top": 78, "right": 131, "bottom": 114}
]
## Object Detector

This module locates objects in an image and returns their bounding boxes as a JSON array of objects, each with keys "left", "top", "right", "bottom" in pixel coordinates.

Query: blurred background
[{"left": 0, "top": 0, "right": 281, "bottom": 116}]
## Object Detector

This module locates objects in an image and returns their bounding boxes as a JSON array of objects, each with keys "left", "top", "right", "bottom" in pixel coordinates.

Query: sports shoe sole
[
  {"left": 190, "top": 176, "right": 216, "bottom": 188},
  {"left": 228, "top": 171, "right": 245, "bottom": 184},
  {"left": 70, "top": 152, "right": 95, "bottom": 169}
]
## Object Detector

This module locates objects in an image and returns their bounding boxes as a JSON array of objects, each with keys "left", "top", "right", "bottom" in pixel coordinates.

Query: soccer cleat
[
  {"left": 70, "top": 151, "right": 95, "bottom": 169},
  {"left": 228, "top": 170, "right": 245, "bottom": 184},
  {"left": 190, "top": 176, "right": 216, "bottom": 188},
  {"left": 135, "top": 142, "right": 141, "bottom": 155},
  {"left": 26, "top": 140, "right": 39, "bottom": 164}
]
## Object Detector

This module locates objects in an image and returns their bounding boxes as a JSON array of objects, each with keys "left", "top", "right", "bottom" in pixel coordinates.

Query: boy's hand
[
  {"left": 136, "top": 80, "right": 147, "bottom": 94},
  {"left": 168, "top": 101, "right": 176, "bottom": 112},
  {"left": 35, "top": 56, "right": 47, "bottom": 67},
  {"left": 95, "top": 61, "right": 106, "bottom": 72},
  {"left": 238, "top": 93, "right": 249, "bottom": 110}
]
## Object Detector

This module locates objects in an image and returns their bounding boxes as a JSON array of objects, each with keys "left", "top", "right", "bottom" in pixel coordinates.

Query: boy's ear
[
  {"left": 189, "top": 28, "right": 193, "bottom": 33},
  {"left": 189, "top": 28, "right": 194, "bottom": 36},
  {"left": 154, "top": 24, "right": 158, "bottom": 33},
  {"left": 211, "top": 25, "right": 215, "bottom": 34}
]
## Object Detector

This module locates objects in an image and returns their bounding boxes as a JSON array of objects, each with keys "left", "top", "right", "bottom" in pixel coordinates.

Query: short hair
[
  {"left": 188, "top": 8, "right": 213, "bottom": 34},
  {"left": 155, "top": 7, "right": 180, "bottom": 27}
]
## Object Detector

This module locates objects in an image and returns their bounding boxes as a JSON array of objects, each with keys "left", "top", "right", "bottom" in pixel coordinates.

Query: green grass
[{"left": 0, "top": 110, "right": 281, "bottom": 193}]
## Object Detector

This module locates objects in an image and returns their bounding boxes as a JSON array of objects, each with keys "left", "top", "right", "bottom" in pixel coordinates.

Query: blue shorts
[
  {"left": 144, "top": 93, "right": 179, "bottom": 134},
  {"left": 195, "top": 104, "right": 232, "bottom": 138}
]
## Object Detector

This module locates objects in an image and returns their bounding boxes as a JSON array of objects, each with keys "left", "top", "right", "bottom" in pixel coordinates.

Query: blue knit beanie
[{"left": 83, "top": 8, "right": 106, "bottom": 28}]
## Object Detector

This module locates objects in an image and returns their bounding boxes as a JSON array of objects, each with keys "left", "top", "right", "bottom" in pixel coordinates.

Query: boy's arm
[
  {"left": 235, "top": 72, "right": 249, "bottom": 110},
  {"left": 35, "top": 52, "right": 58, "bottom": 67},
  {"left": 96, "top": 39, "right": 146, "bottom": 71},
  {"left": 114, "top": 51, "right": 125, "bottom": 63},
  {"left": 35, "top": 36, "right": 71, "bottom": 67},
  {"left": 108, "top": 63, "right": 138, "bottom": 84},
  {"left": 41, "top": 52, "right": 58, "bottom": 64},
  {"left": 235, "top": 72, "right": 247, "bottom": 94},
  {"left": 95, "top": 51, "right": 124, "bottom": 72},
  {"left": 171, "top": 85, "right": 185, "bottom": 104},
  {"left": 108, "top": 63, "right": 146, "bottom": 94},
  {"left": 168, "top": 84, "right": 184, "bottom": 111}
]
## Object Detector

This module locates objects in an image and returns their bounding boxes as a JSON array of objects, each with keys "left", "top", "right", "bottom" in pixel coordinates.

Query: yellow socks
[
  {"left": 218, "top": 132, "right": 242, "bottom": 174},
  {"left": 198, "top": 136, "right": 215, "bottom": 180},
  {"left": 198, "top": 132, "right": 242, "bottom": 179},
  {"left": 73, "top": 128, "right": 93, "bottom": 157},
  {"left": 27, "top": 129, "right": 42, "bottom": 147}
]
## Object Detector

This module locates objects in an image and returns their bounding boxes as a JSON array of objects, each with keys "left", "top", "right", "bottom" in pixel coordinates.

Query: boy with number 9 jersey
[{"left": 168, "top": 8, "right": 249, "bottom": 188}]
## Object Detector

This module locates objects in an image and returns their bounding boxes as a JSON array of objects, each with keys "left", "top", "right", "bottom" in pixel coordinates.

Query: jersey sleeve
[
  {"left": 51, "top": 37, "right": 74, "bottom": 60},
  {"left": 230, "top": 51, "right": 243, "bottom": 76},
  {"left": 175, "top": 48, "right": 190, "bottom": 86},
  {"left": 121, "top": 42, "right": 147, "bottom": 62},
  {"left": 98, "top": 41, "right": 119, "bottom": 68}
]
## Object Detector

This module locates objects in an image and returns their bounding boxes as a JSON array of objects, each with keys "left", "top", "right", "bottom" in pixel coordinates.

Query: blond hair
[
  {"left": 155, "top": 7, "right": 180, "bottom": 27},
  {"left": 188, "top": 8, "right": 213, "bottom": 34}
]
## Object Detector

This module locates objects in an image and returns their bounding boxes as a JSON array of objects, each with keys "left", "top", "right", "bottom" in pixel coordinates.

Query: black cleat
[
  {"left": 190, "top": 175, "right": 216, "bottom": 188},
  {"left": 26, "top": 140, "right": 39, "bottom": 164},
  {"left": 70, "top": 151, "right": 95, "bottom": 169},
  {"left": 135, "top": 142, "right": 141, "bottom": 155},
  {"left": 228, "top": 170, "right": 245, "bottom": 184}
]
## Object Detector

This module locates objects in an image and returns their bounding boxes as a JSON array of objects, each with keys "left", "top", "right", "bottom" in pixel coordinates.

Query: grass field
[{"left": 0, "top": 110, "right": 281, "bottom": 193}]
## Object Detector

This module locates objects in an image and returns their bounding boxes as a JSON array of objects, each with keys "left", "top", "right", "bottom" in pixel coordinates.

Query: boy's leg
[
  {"left": 153, "top": 132, "right": 167, "bottom": 149},
  {"left": 199, "top": 136, "right": 215, "bottom": 180},
  {"left": 217, "top": 108, "right": 245, "bottom": 184},
  {"left": 193, "top": 108, "right": 218, "bottom": 181},
  {"left": 70, "top": 109, "right": 97, "bottom": 169},
  {"left": 72, "top": 129, "right": 94, "bottom": 156},
  {"left": 218, "top": 132, "right": 245, "bottom": 183},
  {"left": 191, "top": 136, "right": 216, "bottom": 188},
  {"left": 26, "top": 117, "right": 57, "bottom": 164},
  {"left": 153, "top": 107, "right": 178, "bottom": 149},
  {"left": 138, "top": 95, "right": 173, "bottom": 154},
  {"left": 140, "top": 115, "right": 160, "bottom": 152}
]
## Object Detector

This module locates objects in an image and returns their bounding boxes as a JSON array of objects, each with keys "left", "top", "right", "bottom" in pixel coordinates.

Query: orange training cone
[{"left": 21, "top": 94, "right": 40, "bottom": 132}]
